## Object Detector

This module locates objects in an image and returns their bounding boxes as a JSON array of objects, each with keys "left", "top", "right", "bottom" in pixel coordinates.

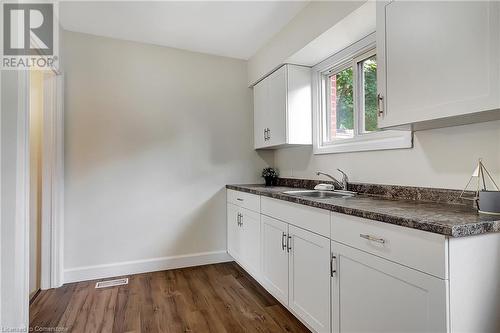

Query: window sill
[{"left": 313, "top": 130, "right": 413, "bottom": 155}]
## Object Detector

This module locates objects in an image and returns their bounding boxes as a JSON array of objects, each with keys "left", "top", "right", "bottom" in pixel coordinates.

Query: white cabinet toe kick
[{"left": 226, "top": 189, "right": 500, "bottom": 333}]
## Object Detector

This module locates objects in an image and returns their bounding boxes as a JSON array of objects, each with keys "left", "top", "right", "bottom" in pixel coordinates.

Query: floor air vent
[{"left": 95, "top": 278, "right": 128, "bottom": 289}]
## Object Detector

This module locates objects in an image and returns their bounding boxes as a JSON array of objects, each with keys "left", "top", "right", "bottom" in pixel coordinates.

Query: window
[
  {"left": 360, "top": 54, "right": 378, "bottom": 133},
  {"left": 325, "top": 66, "right": 354, "bottom": 141},
  {"left": 313, "top": 34, "right": 412, "bottom": 154},
  {"left": 323, "top": 50, "right": 377, "bottom": 143}
]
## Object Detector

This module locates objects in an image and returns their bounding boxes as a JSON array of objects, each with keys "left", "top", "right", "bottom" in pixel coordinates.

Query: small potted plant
[{"left": 262, "top": 167, "right": 279, "bottom": 186}]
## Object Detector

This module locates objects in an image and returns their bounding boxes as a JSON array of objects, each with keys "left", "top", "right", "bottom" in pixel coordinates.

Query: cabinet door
[
  {"left": 239, "top": 208, "right": 261, "bottom": 278},
  {"left": 227, "top": 204, "right": 241, "bottom": 262},
  {"left": 331, "top": 241, "right": 448, "bottom": 333},
  {"left": 378, "top": 1, "right": 500, "bottom": 128},
  {"left": 267, "top": 66, "right": 287, "bottom": 146},
  {"left": 261, "top": 215, "right": 289, "bottom": 305},
  {"left": 253, "top": 79, "right": 267, "bottom": 149},
  {"left": 289, "top": 225, "right": 331, "bottom": 333}
]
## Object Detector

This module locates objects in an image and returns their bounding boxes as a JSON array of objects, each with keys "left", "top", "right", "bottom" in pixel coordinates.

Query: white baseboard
[{"left": 63, "top": 250, "right": 232, "bottom": 284}]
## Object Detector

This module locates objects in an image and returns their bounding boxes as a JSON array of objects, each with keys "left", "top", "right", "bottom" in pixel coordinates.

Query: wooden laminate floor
[{"left": 30, "top": 262, "right": 310, "bottom": 333}]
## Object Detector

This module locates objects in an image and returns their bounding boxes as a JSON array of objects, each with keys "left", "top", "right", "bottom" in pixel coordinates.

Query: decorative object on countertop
[
  {"left": 262, "top": 167, "right": 279, "bottom": 186},
  {"left": 459, "top": 159, "right": 500, "bottom": 214}
]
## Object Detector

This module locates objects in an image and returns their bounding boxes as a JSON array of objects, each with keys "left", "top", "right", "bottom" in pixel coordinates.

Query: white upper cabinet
[
  {"left": 377, "top": 1, "right": 500, "bottom": 129},
  {"left": 267, "top": 67, "right": 288, "bottom": 147},
  {"left": 253, "top": 64, "right": 312, "bottom": 149},
  {"left": 253, "top": 80, "right": 267, "bottom": 149}
]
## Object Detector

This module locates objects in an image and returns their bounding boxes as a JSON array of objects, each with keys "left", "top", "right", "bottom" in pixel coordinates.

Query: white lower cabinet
[
  {"left": 240, "top": 208, "right": 261, "bottom": 277},
  {"left": 331, "top": 241, "right": 448, "bottom": 333},
  {"left": 230, "top": 194, "right": 447, "bottom": 333},
  {"left": 261, "top": 215, "right": 289, "bottom": 305},
  {"left": 229, "top": 191, "right": 500, "bottom": 333},
  {"left": 289, "top": 225, "right": 331, "bottom": 333},
  {"left": 227, "top": 203, "right": 241, "bottom": 262},
  {"left": 260, "top": 215, "right": 331, "bottom": 332},
  {"left": 227, "top": 202, "right": 261, "bottom": 278}
]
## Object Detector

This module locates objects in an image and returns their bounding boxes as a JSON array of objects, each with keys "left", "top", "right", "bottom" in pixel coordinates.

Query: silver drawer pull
[
  {"left": 236, "top": 198, "right": 244, "bottom": 201},
  {"left": 360, "top": 234, "right": 386, "bottom": 244}
]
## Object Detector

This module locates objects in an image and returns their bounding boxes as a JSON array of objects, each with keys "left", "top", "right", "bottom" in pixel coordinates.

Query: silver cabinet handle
[
  {"left": 281, "top": 232, "right": 287, "bottom": 251},
  {"left": 264, "top": 128, "right": 270, "bottom": 141},
  {"left": 263, "top": 128, "right": 270, "bottom": 141},
  {"left": 377, "top": 93, "right": 384, "bottom": 117},
  {"left": 330, "top": 254, "right": 337, "bottom": 277},
  {"left": 237, "top": 213, "right": 240, "bottom": 226},
  {"left": 236, "top": 198, "right": 244, "bottom": 202},
  {"left": 360, "top": 234, "right": 386, "bottom": 244},
  {"left": 239, "top": 213, "right": 243, "bottom": 227},
  {"left": 287, "top": 235, "right": 292, "bottom": 253}
]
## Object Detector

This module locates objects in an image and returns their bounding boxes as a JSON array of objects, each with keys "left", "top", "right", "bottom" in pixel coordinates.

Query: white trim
[
  {"left": 0, "top": 64, "right": 2, "bottom": 329},
  {"left": 54, "top": 74, "right": 64, "bottom": 287},
  {"left": 63, "top": 251, "right": 232, "bottom": 284},
  {"left": 0, "top": 68, "right": 30, "bottom": 332},
  {"left": 312, "top": 33, "right": 412, "bottom": 155},
  {"left": 18, "top": 71, "right": 30, "bottom": 330},
  {"left": 17, "top": 71, "right": 30, "bottom": 330},
  {"left": 40, "top": 72, "right": 64, "bottom": 290},
  {"left": 314, "top": 130, "right": 413, "bottom": 154},
  {"left": 354, "top": 48, "right": 377, "bottom": 135},
  {"left": 0, "top": 62, "right": 2, "bottom": 328},
  {"left": 313, "top": 33, "right": 377, "bottom": 80}
]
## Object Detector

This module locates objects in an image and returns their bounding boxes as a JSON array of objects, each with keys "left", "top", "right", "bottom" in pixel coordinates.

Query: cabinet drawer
[
  {"left": 227, "top": 189, "right": 260, "bottom": 213},
  {"left": 331, "top": 212, "right": 448, "bottom": 279},
  {"left": 261, "top": 197, "right": 330, "bottom": 237}
]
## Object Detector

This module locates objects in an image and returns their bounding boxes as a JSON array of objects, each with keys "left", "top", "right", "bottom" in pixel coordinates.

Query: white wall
[
  {"left": 275, "top": 121, "right": 500, "bottom": 190},
  {"left": 247, "top": 1, "right": 365, "bottom": 85},
  {"left": 63, "top": 31, "right": 272, "bottom": 280}
]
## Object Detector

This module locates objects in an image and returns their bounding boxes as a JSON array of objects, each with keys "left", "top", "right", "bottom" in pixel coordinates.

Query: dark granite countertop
[{"left": 226, "top": 184, "right": 500, "bottom": 237}]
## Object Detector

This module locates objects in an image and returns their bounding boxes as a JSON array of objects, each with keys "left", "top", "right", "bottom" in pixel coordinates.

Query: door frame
[
  {"left": 0, "top": 70, "right": 31, "bottom": 330},
  {"left": 40, "top": 71, "right": 64, "bottom": 290},
  {"left": 4, "top": 67, "right": 64, "bottom": 329},
  {"left": 18, "top": 71, "right": 31, "bottom": 328}
]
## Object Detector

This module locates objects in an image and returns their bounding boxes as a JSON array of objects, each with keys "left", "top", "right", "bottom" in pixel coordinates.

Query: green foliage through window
[
  {"left": 363, "top": 56, "right": 378, "bottom": 132},
  {"left": 330, "top": 68, "right": 354, "bottom": 139},
  {"left": 325, "top": 54, "right": 377, "bottom": 142}
]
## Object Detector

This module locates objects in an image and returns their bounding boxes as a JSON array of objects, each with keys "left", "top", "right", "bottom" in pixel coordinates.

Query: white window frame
[{"left": 312, "top": 33, "right": 412, "bottom": 154}]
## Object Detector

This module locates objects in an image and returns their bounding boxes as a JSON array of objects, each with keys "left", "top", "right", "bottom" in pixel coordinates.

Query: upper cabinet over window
[
  {"left": 253, "top": 64, "right": 312, "bottom": 149},
  {"left": 377, "top": 1, "right": 500, "bottom": 129}
]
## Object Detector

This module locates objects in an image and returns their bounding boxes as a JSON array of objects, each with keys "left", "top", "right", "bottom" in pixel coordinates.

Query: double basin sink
[{"left": 283, "top": 190, "right": 356, "bottom": 199}]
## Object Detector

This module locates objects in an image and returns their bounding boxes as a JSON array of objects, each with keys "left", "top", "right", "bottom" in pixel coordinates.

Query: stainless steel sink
[{"left": 283, "top": 190, "right": 355, "bottom": 199}]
